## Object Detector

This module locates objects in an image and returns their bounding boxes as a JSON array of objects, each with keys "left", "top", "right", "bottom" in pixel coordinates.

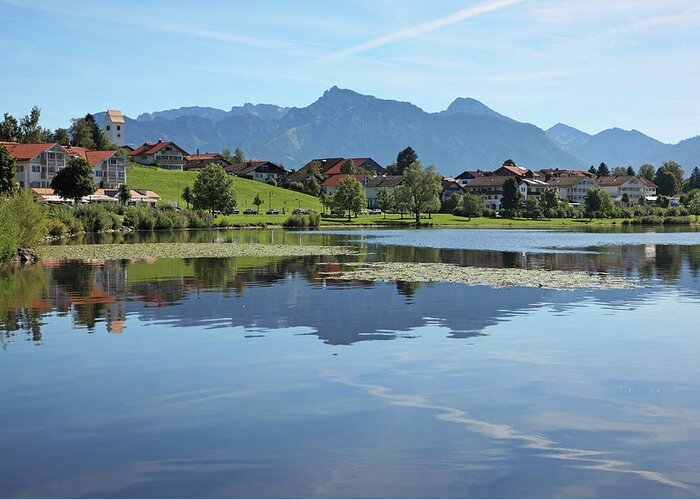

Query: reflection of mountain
[{"left": 1, "top": 241, "right": 699, "bottom": 347}]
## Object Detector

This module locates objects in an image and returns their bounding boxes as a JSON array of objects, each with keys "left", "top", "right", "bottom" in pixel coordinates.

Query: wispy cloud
[{"left": 331, "top": 0, "right": 527, "bottom": 59}]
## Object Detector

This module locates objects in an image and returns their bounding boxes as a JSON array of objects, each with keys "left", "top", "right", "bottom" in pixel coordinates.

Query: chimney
[
  {"left": 196, "top": 148, "right": 200, "bottom": 155},
  {"left": 158, "top": 139, "right": 162, "bottom": 143}
]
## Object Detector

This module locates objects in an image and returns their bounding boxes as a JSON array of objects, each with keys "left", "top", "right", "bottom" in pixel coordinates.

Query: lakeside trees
[
  {"left": 500, "top": 178, "right": 523, "bottom": 215},
  {"left": 331, "top": 176, "right": 366, "bottom": 221},
  {"left": 583, "top": 189, "right": 614, "bottom": 219},
  {"left": 192, "top": 163, "right": 237, "bottom": 215},
  {"left": 0, "top": 145, "right": 18, "bottom": 196},
  {"left": 51, "top": 157, "right": 96, "bottom": 204},
  {"left": 392, "top": 161, "right": 442, "bottom": 223}
]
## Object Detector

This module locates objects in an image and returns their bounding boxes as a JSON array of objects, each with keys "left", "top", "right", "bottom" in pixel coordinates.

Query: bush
[
  {"left": 0, "top": 190, "right": 47, "bottom": 262},
  {"left": 46, "top": 219, "right": 69, "bottom": 237},
  {"left": 74, "top": 204, "right": 114, "bottom": 232},
  {"left": 289, "top": 181, "right": 305, "bottom": 193},
  {"left": 633, "top": 215, "right": 664, "bottom": 225},
  {"left": 266, "top": 178, "right": 277, "bottom": 187},
  {"left": 282, "top": 212, "right": 321, "bottom": 227},
  {"left": 663, "top": 216, "right": 691, "bottom": 225}
]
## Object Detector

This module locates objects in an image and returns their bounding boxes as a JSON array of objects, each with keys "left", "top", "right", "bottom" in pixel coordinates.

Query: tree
[
  {"left": 192, "top": 163, "right": 237, "bottom": 216},
  {"left": 621, "top": 193, "right": 630, "bottom": 207},
  {"left": 84, "top": 113, "right": 111, "bottom": 150},
  {"left": 70, "top": 117, "right": 96, "bottom": 149},
  {"left": 502, "top": 159, "right": 517, "bottom": 167},
  {"left": 253, "top": 193, "right": 263, "bottom": 212},
  {"left": 612, "top": 166, "right": 627, "bottom": 176},
  {"left": 0, "top": 145, "right": 18, "bottom": 196},
  {"left": 331, "top": 176, "right": 367, "bottom": 221},
  {"left": 375, "top": 187, "right": 391, "bottom": 218},
  {"left": 182, "top": 186, "right": 193, "bottom": 209},
  {"left": 221, "top": 148, "right": 234, "bottom": 164},
  {"left": 303, "top": 176, "right": 320, "bottom": 197},
  {"left": 685, "top": 167, "right": 700, "bottom": 192},
  {"left": 638, "top": 164, "right": 656, "bottom": 181},
  {"left": 538, "top": 187, "right": 559, "bottom": 215},
  {"left": 53, "top": 128, "right": 70, "bottom": 146},
  {"left": 393, "top": 161, "right": 442, "bottom": 223},
  {"left": 523, "top": 197, "right": 541, "bottom": 219},
  {"left": 118, "top": 184, "right": 131, "bottom": 205},
  {"left": 19, "top": 106, "right": 45, "bottom": 143},
  {"left": 387, "top": 147, "right": 418, "bottom": 176},
  {"left": 50, "top": 157, "right": 96, "bottom": 204},
  {"left": 500, "top": 178, "right": 523, "bottom": 214},
  {"left": 460, "top": 192, "right": 485, "bottom": 218},
  {"left": 340, "top": 159, "right": 354, "bottom": 174},
  {"left": 0, "top": 113, "right": 20, "bottom": 141},
  {"left": 441, "top": 192, "right": 461, "bottom": 214},
  {"left": 583, "top": 189, "right": 613, "bottom": 219},
  {"left": 588, "top": 165, "right": 598, "bottom": 176},
  {"left": 233, "top": 147, "right": 245, "bottom": 164},
  {"left": 626, "top": 166, "right": 636, "bottom": 176},
  {"left": 688, "top": 192, "right": 700, "bottom": 221},
  {"left": 597, "top": 162, "right": 610, "bottom": 176},
  {"left": 654, "top": 163, "right": 683, "bottom": 196}
]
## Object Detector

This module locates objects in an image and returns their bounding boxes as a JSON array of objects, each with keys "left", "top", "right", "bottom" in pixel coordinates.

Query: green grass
[
  {"left": 127, "top": 163, "right": 323, "bottom": 212},
  {"left": 316, "top": 213, "right": 636, "bottom": 227}
]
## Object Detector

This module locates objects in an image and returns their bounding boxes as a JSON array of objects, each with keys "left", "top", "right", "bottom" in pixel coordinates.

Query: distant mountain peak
[{"left": 440, "top": 97, "right": 511, "bottom": 122}]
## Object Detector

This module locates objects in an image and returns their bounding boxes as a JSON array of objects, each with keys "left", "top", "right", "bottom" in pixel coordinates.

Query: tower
[{"left": 103, "top": 109, "right": 125, "bottom": 147}]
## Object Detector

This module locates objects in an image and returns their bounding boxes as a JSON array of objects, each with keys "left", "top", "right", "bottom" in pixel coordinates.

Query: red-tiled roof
[
  {"left": 321, "top": 173, "right": 369, "bottom": 187},
  {"left": 596, "top": 175, "right": 642, "bottom": 187},
  {"left": 63, "top": 146, "right": 117, "bottom": 167},
  {"left": 129, "top": 141, "right": 189, "bottom": 157},
  {"left": 495, "top": 165, "right": 532, "bottom": 177},
  {"left": 0, "top": 141, "right": 56, "bottom": 160}
]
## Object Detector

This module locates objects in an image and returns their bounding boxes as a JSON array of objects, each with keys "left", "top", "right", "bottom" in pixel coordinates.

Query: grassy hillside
[{"left": 128, "top": 163, "right": 322, "bottom": 212}]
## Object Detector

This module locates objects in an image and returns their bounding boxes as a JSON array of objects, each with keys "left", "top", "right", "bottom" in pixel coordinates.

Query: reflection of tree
[
  {"left": 396, "top": 281, "right": 421, "bottom": 302},
  {"left": 52, "top": 261, "right": 97, "bottom": 297},
  {"left": 0, "top": 265, "right": 47, "bottom": 342}
]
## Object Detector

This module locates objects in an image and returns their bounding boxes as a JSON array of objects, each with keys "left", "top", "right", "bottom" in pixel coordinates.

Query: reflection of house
[
  {"left": 129, "top": 140, "right": 189, "bottom": 170},
  {"left": 184, "top": 153, "right": 231, "bottom": 171},
  {"left": 546, "top": 176, "right": 600, "bottom": 204},
  {"left": 226, "top": 160, "right": 287, "bottom": 182},
  {"left": 596, "top": 176, "right": 657, "bottom": 204},
  {"left": 3, "top": 141, "right": 69, "bottom": 189},
  {"left": 63, "top": 146, "right": 128, "bottom": 188},
  {"left": 364, "top": 175, "right": 405, "bottom": 208}
]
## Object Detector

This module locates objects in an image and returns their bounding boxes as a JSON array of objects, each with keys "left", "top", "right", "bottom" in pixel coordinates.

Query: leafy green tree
[
  {"left": 626, "top": 166, "right": 636, "bottom": 176},
  {"left": 638, "top": 163, "right": 656, "bottom": 181},
  {"left": 460, "top": 192, "right": 485, "bottom": 218},
  {"left": 70, "top": 117, "right": 96, "bottom": 149},
  {"left": 233, "top": 147, "right": 245, "bottom": 164},
  {"left": 500, "top": 177, "right": 523, "bottom": 214},
  {"left": 588, "top": 165, "right": 598, "bottom": 176},
  {"left": 0, "top": 145, "right": 18, "bottom": 196},
  {"left": 441, "top": 192, "right": 461, "bottom": 214},
  {"left": 303, "top": 176, "right": 320, "bottom": 197},
  {"left": 390, "top": 188, "right": 409, "bottom": 218},
  {"left": 375, "top": 187, "right": 391, "bottom": 218},
  {"left": 583, "top": 189, "right": 613, "bottom": 219},
  {"left": 340, "top": 159, "right": 354, "bottom": 174},
  {"left": 182, "top": 185, "right": 193, "bottom": 209},
  {"left": 688, "top": 192, "right": 700, "bottom": 221},
  {"left": 612, "top": 166, "right": 627, "bottom": 176},
  {"left": 523, "top": 197, "right": 541, "bottom": 219},
  {"left": 221, "top": 148, "right": 234, "bottom": 164},
  {"left": 192, "top": 163, "right": 237, "bottom": 216},
  {"left": 393, "top": 161, "right": 442, "bottom": 223},
  {"left": 51, "top": 157, "right": 96, "bottom": 204},
  {"left": 684, "top": 167, "right": 700, "bottom": 192},
  {"left": 253, "top": 193, "right": 263, "bottom": 212},
  {"left": 597, "top": 162, "right": 610, "bottom": 176},
  {"left": 118, "top": 184, "right": 131, "bottom": 205},
  {"left": 20, "top": 106, "right": 45, "bottom": 143},
  {"left": 318, "top": 192, "right": 330, "bottom": 214},
  {"left": 621, "top": 193, "right": 630, "bottom": 207},
  {"left": 396, "top": 147, "right": 418, "bottom": 174},
  {"left": 52, "top": 128, "right": 70, "bottom": 146},
  {"left": 502, "top": 159, "right": 517, "bottom": 167},
  {"left": 331, "top": 175, "right": 367, "bottom": 221},
  {"left": 538, "top": 186, "right": 559, "bottom": 215},
  {"left": 0, "top": 113, "right": 20, "bottom": 141},
  {"left": 654, "top": 163, "right": 683, "bottom": 196}
]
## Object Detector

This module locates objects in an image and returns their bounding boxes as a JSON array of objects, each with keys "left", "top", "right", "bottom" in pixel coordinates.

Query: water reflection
[{"left": 2, "top": 241, "right": 700, "bottom": 347}]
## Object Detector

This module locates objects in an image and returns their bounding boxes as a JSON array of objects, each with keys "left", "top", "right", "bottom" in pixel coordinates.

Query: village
[{"left": 1, "top": 109, "right": 670, "bottom": 217}]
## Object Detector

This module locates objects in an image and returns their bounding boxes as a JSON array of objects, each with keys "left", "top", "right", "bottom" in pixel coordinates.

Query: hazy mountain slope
[{"left": 645, "top": 136, "right": 700, "bottom": 170}]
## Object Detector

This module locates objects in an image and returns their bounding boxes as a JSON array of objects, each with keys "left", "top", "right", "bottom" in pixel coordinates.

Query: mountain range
[{"left": 95, "top": 87, "right": 699, "bottom": 177}]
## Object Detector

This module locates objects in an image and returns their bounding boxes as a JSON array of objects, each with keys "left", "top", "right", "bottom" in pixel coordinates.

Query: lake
[{"left": 1, "top": 227, "right": 700, "bottom": 498}]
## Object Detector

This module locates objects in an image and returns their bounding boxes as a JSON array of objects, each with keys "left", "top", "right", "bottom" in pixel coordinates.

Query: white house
[
  {"left": 596, "top": 176, "right": 657, "bottom": 204},
  {"left": 63, "top": 146, "right": 128, "bottom": 189},
  {"left": 3, "top": 141, "right": 70, "bottom": 189},
  {"left": 103, "top": 109, "right": 125, "bottom": 147},
  {"left": 129, "top": 140, "right": 189, "bottom": 170},
  {"left": 365, "top": 175, "right": 405, "bottom": 208},
  {"left": 546, "top": 176, "right": 600, "bottom": 204}
]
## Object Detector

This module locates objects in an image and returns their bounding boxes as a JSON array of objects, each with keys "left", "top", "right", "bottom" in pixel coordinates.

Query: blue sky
[{"left": 1, "top": 0, "right": 698, "bottom": 143}]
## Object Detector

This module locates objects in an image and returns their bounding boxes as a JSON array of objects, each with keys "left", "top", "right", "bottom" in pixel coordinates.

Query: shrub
[
  {"left": 266, "top": 178, "right": 277, "bottom": 187},
  {"left": 0, "top": 190, "right": 47, "bottom": 262},
  {"left": 46, "top": 219, "right": 69, "bottom": 237},
  {"left": 74, "top": 204, "right": 114, "bottom": 232},
  {"left": 282, "top": 213, "right": 320, "bottom": 227},
  {"left": 663, "top": 216, "right": 691, "bottom": 225}
]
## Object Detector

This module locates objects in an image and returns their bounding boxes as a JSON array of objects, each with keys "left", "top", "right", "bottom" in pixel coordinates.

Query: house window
[
  {"left": 106, "top": 125, "right": 111, "bottom": 131},
  {"left": 117, "top": 125, "right": 121, "bottom": 131},
  {"left": 96, "top": 171, "right": 103, "bottom": 177},
  {"left": 17, "top": 165, "right": 24, "bottom": 172},
  {"left": 32, "top": 165, "right": 40, "bottom": 173}
]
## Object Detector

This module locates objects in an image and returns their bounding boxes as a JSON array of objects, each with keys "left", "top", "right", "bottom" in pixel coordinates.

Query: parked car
[
  {"left": 231, "top": 207, "right": 240, "bottom": 214},
  {"left": 243, "top": 208, "right": 258, "bottom": 215},
  {"left": 292, "top": 208, "right": 306, "bottom": 215},
  {"left": 369, "top": 208, "right": 383, "bottom": 215},
  {"left": 330, "top": 210, "right": 345, "bottom": 217},
  {"left": 266, "top": 209, "right": 279, "bottom": 215}
]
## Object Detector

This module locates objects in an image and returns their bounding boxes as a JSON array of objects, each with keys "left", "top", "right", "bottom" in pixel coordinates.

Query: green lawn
[
  {"left": 127, "top": 163, "right": 323, "bottom": 212},
  {"left": 316, "top": 213, "right": 635, "bottom": 227}
]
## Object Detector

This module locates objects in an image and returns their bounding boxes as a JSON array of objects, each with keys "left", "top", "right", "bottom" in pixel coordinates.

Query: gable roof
[
  {"left": 63, "top": 146, "right": 119, "bottom": 167},
  {"left": 596, "top": 175, "right": 641, "bottom": 187},
  {"left": 129, "top": 141, "right": 189, "bottom": 157},
  {"left": 105, "top": 109, "right": 125, "bottom": 124},
  {"left": 0, "top": 141, "right": 58, "bottom": 161},
  {"left": 546, "top": 176, "right": 598, "bottom": 188},
  {"left": 227, "top": 160, "right": 285, "bottom": 176},
  {"left": 321, "top": 173, "right": 369, "bottom": 187},
  {"left": 494, "top": 165, "right": 532, "bottom": 177},
  {"left": 464, "top": 175, "right": 518, "bottom": 188},
  {"left": 456, "top": 170, "right": 488, "bottom": 180}
]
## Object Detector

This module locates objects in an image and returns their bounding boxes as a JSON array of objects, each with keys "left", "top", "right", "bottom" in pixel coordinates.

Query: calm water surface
[{"left": 2, "top": 228, "right": 700, "bottom": 498}]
